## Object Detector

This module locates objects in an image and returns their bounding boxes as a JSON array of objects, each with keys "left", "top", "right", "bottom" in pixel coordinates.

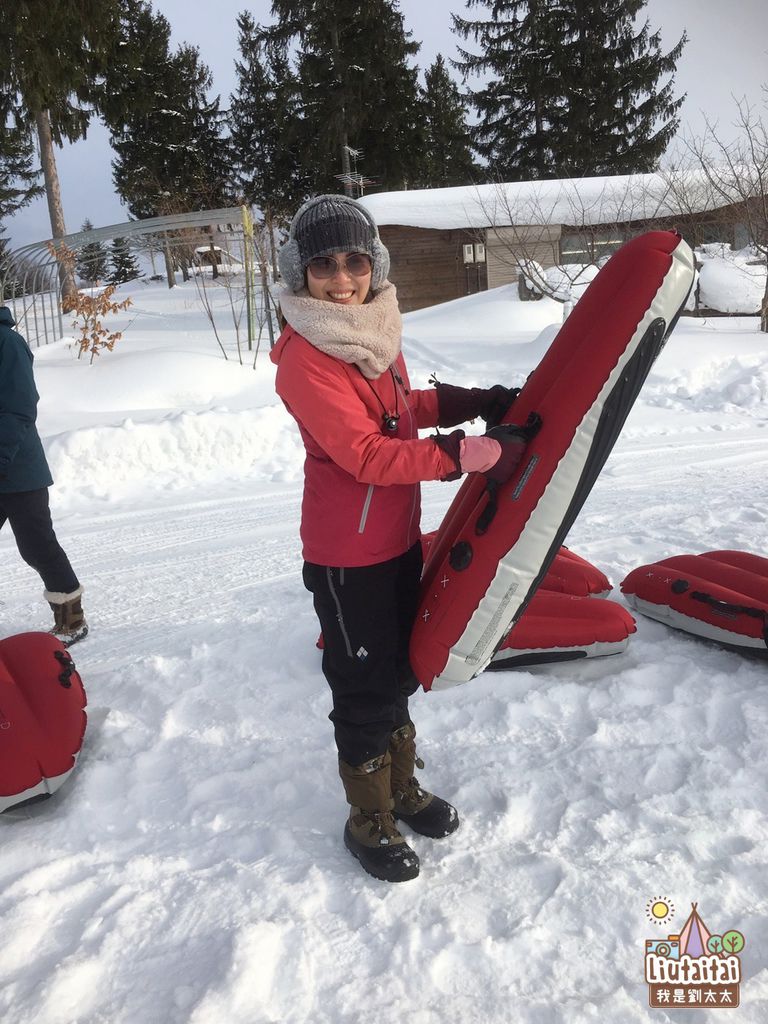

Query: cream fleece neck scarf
[{"left": 277, "top": 281, "right": 402, "bottom": 380}]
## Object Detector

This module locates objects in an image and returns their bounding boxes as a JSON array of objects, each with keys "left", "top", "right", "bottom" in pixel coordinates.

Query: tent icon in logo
[{"left": 679, "top": 903, "right": 714, "bottom": 958}]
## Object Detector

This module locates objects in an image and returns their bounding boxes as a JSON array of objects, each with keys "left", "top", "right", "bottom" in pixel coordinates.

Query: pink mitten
[{"left": 459, "top": 435, "right": 503, "bottom": 473}]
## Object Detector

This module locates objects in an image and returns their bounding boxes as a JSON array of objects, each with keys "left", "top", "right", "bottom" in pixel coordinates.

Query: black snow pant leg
[
  {"left": 0, "top": 489, "right": 80, "bottom": 594},
  {"left": 303, "top": 541, "right": 423, "bottom": 767}
]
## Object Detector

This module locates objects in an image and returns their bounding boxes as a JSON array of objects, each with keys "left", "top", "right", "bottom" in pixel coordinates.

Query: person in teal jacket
[{"left": 0, "top": 306, "right": 88, "bottom": 645}]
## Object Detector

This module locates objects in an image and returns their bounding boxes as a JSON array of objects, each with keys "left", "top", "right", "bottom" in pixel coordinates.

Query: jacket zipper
[
  {"left": 326, "top": 567, "right": 353, "bottom": 657},
  {"left": 358, "top": 483, "right": 375, "bottom": 534}
]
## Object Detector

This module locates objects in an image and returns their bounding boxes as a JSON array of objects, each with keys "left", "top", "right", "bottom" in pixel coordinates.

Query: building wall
[
  {"left": 379, "top": 208, "right": 744, "bottom": 312},
  {"left": 485, "top": 224, "right": 563, "bottom": 288},
  {"left": 378, "top": 225, "right": 487, "bottom": 312}
]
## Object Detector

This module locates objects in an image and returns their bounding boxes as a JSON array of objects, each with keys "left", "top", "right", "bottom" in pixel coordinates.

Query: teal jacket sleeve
[{"left": 0, "top": 335, "right": 39, "bottom": 475}]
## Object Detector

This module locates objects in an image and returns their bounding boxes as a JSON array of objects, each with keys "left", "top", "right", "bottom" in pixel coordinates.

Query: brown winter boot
[
  {"left": 390, "top": 722, "right": 459, "bottom": 839},
  {"left": 45, "top": 586, "right": 89, "bottom": 647},
  {"left": 339, "top": 751, "right": 419, "bottom": 883}
]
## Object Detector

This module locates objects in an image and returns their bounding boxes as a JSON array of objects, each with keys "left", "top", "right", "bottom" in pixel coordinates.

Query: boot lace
[
  {"left": 395, "top": 777, "right": 431, "bottom": 814},
  {"left": 362, "top": 810, "right": 401, "bottom": 846}
]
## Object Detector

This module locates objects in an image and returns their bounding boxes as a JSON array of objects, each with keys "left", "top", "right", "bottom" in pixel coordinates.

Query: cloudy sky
[{"left": 5, "top": 0, "right": 768, "bottom": 249}]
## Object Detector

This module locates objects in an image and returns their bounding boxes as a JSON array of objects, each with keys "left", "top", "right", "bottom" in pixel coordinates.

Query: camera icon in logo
[{"left": 646, "top": 936, "right": 681, "bottom": 960}]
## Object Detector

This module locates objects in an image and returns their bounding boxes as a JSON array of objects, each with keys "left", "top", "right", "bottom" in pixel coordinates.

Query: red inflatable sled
[
  {"left": 489, "top": 592, "right": 635, "bottom": 669},
  {"left": 621, "top": 551, "right": 768, "bottom": 657},
  {"left": 411, "top": 231, "right": 695, "bottom": 690},
  {"left": 316, "top": 536, "right": 626, "bottom": 664},
  {"left": 421, "top": 532, "right": 612, "bottom": 598},
  {"left": 488, "top": 546, "right": 634, "bottom": 668},
  {"left": 535, "top": 546, "right": 611, "bottom": 598},
  {"left": 0, "top": 633, "right": 88, "bottom": 813}
]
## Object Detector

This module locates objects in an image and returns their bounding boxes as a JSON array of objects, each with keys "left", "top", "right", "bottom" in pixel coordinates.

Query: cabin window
[{"left": 560, "top": 229, "right": 624, "bottom": 264}]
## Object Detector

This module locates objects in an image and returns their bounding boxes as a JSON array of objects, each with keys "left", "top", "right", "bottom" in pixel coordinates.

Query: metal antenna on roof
[{"left": 335, "top": 145, "right": 377, "bottom": 199}]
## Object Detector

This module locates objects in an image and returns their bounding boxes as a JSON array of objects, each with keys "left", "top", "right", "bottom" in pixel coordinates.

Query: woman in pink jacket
[{"left": 272, "top": 195, "right": 526, "bottom": 883}]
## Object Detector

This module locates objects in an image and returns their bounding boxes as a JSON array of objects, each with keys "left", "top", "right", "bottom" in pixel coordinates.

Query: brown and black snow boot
[
  {"left": 339, "top": 752, "right": 419, "bottom": 883},
  {"left": 390, "top": 722, "right": 459, "bottom": 839},
  {"left": 45, "top": 586, "right": 89, "bottom": 647}
]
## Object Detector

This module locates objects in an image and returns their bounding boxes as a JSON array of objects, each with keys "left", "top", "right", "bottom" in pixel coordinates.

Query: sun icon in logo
[{"left": 646, "top": 897, "right": 675, "bottom": 926}]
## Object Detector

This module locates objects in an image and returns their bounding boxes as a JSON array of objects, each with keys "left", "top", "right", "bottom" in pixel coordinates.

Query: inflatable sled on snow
[
  {"left": 489, "top": 591, "right": 636, "bottom": 669},
  {"left": 433, "top": 535, "right": 634, "bottom": 669},
  {"left": 411, "top": 231, "right": 695, "bottom": 690},
  {"left": 0, "top": 633, "right": 87, "bottom": 813},
  {"left": 534, "top": 546, "right": 611, "bottom": 598},
  {"left": 316, "top": 537, "right": 633, "bottom": 667},
  {"left": 621, "top": 551, "right": 768, "bottom": 657},
  {"left": 421, "top": 532, "right": 612, "bottom": 598},
  {"left": 488, "top": 544, "right": 634, "bottom": 669}
]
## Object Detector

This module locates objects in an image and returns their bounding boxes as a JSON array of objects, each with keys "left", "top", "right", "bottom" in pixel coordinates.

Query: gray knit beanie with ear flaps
[{"left": 278, "top": 195, "right": 390, "bottom": 293}]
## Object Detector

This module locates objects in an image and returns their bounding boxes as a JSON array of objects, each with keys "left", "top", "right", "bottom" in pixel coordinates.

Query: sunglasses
[{"left": 307, "top": 253, "right": 372, "bottom": 279}]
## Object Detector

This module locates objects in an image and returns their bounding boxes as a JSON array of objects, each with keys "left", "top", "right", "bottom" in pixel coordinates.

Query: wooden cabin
[{"left": 360, "top": 174, "right": 750, "bottom": 312}]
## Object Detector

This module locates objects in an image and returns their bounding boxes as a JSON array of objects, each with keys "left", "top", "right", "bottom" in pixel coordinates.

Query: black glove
[
  {"left": 434, "top": 382, "right": 520, "bottom": 429},
  {"left": 473, "top": 414, "right": 543, "bottom": 536},
  {"left": 484, "top": 414, "right": 543, "bottom": 484},
  {"left": 433, "top": 414, "right": 540, "bottom": 486},
  {"left": 479, "top": 384, "right": 521, "bottom": 429},
  {"left": 432, "top": 428, "right": 465, "bottom": 481}
]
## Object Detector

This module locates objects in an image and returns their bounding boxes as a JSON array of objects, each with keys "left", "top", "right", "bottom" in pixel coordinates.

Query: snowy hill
[{"left": 1, "top": 276, "right": 767, "bottom": 1024}]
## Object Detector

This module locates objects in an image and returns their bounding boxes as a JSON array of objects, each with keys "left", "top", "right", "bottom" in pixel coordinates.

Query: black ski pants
[
  {"left": 303, "top": 541, "right": 423, "bottom": 767},
  {"left": 0, "top": 488, "right": 80, "bottom": 594}
]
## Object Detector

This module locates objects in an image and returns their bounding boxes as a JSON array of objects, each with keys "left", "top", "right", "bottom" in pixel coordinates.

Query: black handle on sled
[
  {"left": 475, "top": 479, "right": 499, "bottom": 536},
  {"left": 690, "top": 590, "right": 768, "bottom": 649},
  {"left": 54, "top": 648, "right": 76, "bottom": 687},
  {"left": 475, "top": 412, "right": 543, "bottom": 536}
]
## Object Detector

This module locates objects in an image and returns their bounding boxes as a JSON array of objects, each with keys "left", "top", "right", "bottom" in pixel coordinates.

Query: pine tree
[
  {"left": 418, "top": 55, "right": 477, "bottom": 187},
  {"left": 453, "top": 0, "right": 686, "bottom": 180},
  {"left": 0, "top": 114, "right": 43, "bottom": 220},
  {"left": 0, "top": 2, "right": 122, "bottom": 301},
  {"left": 103, "top": 2, "right": 231, "bottom": 218},
  {"left": 229, "top": 12, "right": 308, "bottom": 224},
  {"left": 352, "top": 1, "right": 426, "bottom": 189},
  {"left": 453, "top": 0, "right": 566, "bottom": 180},
  {"left": 0, "top": 227, "right": 20, "bottom": 299},
  {"left": 100, "top": 1, "right": 173, "bottom": 139},
  {"left": 267, "top": 0, "right": 427, "bottom": 192},
  {"left": 0, "top": 109, "right": 42, "bottom": 300},
  {"left": 76, "top": 219, "right": 110, "bottom": 284},
  {"left": 108, "top": 237, "right": 142, "bottom": 284},
  {"left": 555, "top": 1, "right": 687, "bottom": 175}
]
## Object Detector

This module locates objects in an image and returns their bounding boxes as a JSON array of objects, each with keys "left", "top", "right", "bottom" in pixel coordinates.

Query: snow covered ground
[{"left": 1, "top": 274, "right": 767, "bottom": 1024}]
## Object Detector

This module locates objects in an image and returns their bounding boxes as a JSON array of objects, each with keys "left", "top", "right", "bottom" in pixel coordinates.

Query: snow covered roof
[{"left": 358, "top": 171, "right": 722, "bottom": 231}]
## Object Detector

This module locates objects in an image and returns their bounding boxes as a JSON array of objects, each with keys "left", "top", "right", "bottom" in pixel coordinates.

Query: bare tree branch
[{"left": 679, "top": 91, "right": 768, "bottom": 330}]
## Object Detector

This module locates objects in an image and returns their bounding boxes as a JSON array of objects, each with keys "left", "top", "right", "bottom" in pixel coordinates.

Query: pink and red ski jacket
[{"left": 271, "top": 325, "right": 454, "bottom": 567}]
